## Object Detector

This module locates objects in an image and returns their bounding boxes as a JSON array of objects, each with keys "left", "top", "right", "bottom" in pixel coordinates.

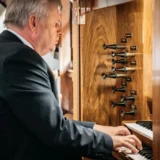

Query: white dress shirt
[{"left": 7, "top": 29, "right": 34, "bottom": 49}]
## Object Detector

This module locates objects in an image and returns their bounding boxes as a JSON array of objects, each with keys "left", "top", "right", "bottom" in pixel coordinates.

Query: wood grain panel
[
  {"left": 78, "top": 0, "right": 154, "bottom": 159},
  {"left": 116, "top": 0, "right": 152, "bottom": 123},
  {"left": 153, "top": 0, "right": 160, "bottom": 158},
  {"left": 79, "top": 0, "right": 85, "bottom": 121},
  {"left": 80, "top": 0, "right": 152, "bottom": 127},
  {"left": 116, "top": 1, "right": 144, "bottom": 123},
  {"left": 142, "top": 0, "right": 153, "bottom": 120},
  {"left": 80, "top": 6, "right": 118, "bottom": 125},
  {"left": 72, "top": 0, "right": 80, "bottom": 120}
]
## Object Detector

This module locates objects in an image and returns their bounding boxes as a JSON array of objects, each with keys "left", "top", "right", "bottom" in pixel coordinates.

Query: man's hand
[
  {"left": 112, "top": 135, "right": 142, "bottom": 154},
  {"left": 93, "top": 124, "right": 142, "bottom": 153},
  {"left": 93, "top": 124, "right": 131, "bottom": 136}
]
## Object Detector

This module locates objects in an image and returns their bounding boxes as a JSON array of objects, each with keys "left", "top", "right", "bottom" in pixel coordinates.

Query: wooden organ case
[{"left": 72, "top": 0, "right": 160, "bottom": 159}]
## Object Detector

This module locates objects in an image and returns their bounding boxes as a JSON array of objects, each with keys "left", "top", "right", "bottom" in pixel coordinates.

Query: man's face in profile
[{"left": 36, "top": 5, "right": 62, "bottom": 55}]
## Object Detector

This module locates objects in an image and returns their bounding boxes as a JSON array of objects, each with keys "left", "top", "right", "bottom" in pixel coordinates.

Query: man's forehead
[
  {"left": 48, "top": 6, "right": 61, "bottom": 17},
  {"left": 48, "top": 4, "right": 62, "bottom": 15}
]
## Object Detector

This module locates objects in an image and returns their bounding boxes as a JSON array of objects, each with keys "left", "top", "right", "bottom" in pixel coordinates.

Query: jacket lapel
[{"left": 47, "top": 68, "right": 59, "bottom": 102}]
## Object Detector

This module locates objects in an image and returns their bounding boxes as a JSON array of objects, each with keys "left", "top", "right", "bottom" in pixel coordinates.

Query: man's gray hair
[{"left": 4, "top": 0, "right": 62, "bottom": 28}]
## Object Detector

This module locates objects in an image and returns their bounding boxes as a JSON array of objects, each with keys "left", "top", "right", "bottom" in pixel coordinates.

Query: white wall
[{"left": 42, "top": 52, "right": 60, "bottom": 70}]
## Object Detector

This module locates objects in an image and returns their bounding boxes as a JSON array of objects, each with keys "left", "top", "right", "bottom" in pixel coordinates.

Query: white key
[
  {"left": 118, "top": 147, "right": 148, "bottom": 160},
  {"left": 125, "top": 123, "right": 153, "bottom": 140},
  {"left": 128, "top": 153, "right": 148, "bottom": 160},
  {"left": 118, "top": 147, "right": 132, "bottom": 154}
]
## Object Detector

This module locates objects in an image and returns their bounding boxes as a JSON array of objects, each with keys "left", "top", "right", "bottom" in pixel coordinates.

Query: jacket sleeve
[
  {"left": 73, "top": 120, "right": 96, "bottom": 129},
  {"left": 3, "top": 48, "right": 113, "bottom": 159}
]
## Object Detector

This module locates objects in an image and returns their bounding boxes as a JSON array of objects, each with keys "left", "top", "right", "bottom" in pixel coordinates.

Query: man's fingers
[
  {"left": 117, "top": 126, "right": 131, "bottom": 136},
  {"left": 124, "top": 129, "right": 131, "bottom": 135},
  {"left": 123, "top": 141, "right": 139, "bottom": 154},
  {"left": 124, "top": 128, "right": 131, "bottom": 135},
  {"left": 125, "top": 138, "right": 135, "bottom": 147},
  {"left": 127, "top": 135, "right": 142, "bottom": 150},
  {"left": 112, "top": 134, "right": 142, "bottom": 154}
]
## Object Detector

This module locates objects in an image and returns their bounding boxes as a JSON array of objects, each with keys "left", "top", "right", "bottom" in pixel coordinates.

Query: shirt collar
[{"left": 7, "top": 28, "right": 34, "bottom": 49}]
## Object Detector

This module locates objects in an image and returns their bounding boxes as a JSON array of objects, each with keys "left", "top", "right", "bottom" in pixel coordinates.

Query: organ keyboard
[
  {"left": 113, "top": 121, "right": 153, "bottom": 160},
  {"left": 118, "top": 144, "right": 153, "bottom": 160},
  {"left": 124, "top": 121, "right": 153, "bottom": 140}
]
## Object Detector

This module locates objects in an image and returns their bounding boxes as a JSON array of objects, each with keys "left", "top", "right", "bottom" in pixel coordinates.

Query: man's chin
[
  {"left": 42, "top": 50, "right": 52, "bottom": 56},
  {"left": 41, "top": 46, "right": 56, "bottom": 55},
  {"left": 50, "top": 46, "right": 56, "bottom": 52}
]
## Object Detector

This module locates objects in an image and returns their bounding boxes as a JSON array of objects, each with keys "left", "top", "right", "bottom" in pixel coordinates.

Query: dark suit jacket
[{"left": 0, "top": 30, "right": 113, "bottom": 160}]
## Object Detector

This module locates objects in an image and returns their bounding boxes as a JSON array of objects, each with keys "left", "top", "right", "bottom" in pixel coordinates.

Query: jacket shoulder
[{"left": 2, "top": 43, "right": 47, "bottom": 68}]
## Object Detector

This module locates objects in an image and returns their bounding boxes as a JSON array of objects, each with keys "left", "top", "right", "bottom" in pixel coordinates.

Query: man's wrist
[{"left": 93, "top": 124, "right": 103, "bottom": 131}]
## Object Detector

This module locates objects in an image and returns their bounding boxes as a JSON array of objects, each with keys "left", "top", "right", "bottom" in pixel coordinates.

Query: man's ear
[{"left": 28, "top": 15, "right": 37, "bottom": 34}]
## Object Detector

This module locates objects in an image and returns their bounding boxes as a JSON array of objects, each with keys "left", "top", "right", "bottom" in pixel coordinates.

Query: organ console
[{"left": 72, "top": 0, "right": 160, "bottom": 159}]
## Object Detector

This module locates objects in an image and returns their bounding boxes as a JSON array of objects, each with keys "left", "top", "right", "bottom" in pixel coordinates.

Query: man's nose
[
  {"left": 57, "top": 26, "right": 62, "bottom": 36},
  {"left": 57, "top": 31, "right": 62, "bottom": 37}
]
